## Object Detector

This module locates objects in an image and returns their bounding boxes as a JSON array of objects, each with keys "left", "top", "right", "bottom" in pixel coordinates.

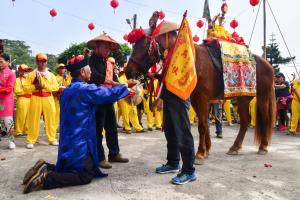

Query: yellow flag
[{"left": 165, "top": 17, "right": 197, "bottom": 101}]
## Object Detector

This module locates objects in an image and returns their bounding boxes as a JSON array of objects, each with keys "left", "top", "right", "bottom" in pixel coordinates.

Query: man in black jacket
[{"left": 87, "top": 33, "right": 129, "bottom": 169}]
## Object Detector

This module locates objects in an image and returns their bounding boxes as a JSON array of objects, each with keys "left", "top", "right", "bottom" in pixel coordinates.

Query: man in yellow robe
[
  {"left": 24, "top": 53, "right": 59, "bottom": 149},
  {"left": 54, "top": 63, "right": 72, "bottom": 131},
  {"left": 14, "top": 64, "right": 33, "bottom": 136},
  {"left": 118, "top": 67, "right": 144, "bottom": 133},
  {"left": 289, "top": 78, "right": 300, "bottom": 135}
]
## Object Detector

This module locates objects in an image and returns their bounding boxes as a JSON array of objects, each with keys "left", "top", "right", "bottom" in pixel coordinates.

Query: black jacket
[{"left": 88, "top": 53, "right": 119, "bottom": 85}]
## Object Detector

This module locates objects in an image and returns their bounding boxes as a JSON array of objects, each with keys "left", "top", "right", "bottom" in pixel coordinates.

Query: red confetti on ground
[{"left": 264, "top": 163, "right": 272, "bottom": 168}]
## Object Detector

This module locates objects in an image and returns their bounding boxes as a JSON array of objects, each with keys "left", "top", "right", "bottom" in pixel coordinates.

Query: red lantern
[
  {"left": 88, "top": 23, "right": 95, "bottom": 31},
  {"left": 196, "top": 20, "right": 204, "bottom": 29},
  {"left": 230, "top": 19, "right": 239, "bottom": 29},
  {"left": 50, "top": 9, "right": 57, "bottom": 18},
  {"left": 159, "top": 10, "right": 165, "bottom": 20},
  {"left": 193, "top": 35, "right": 200, "bottom": 43},
  {"left": 250, "top": 0, "right": 260, "bottom": 7},
  {"left": 123, "top": 34, "right": 128, "bottom": 41},
  {"left": 110, "top": 0, "right": 119, "bottom": 13}
]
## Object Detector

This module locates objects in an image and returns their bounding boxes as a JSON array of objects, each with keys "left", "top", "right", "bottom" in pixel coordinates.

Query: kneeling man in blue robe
[{"left": 22, "top": 57, "right": 131, "bottom": 194}]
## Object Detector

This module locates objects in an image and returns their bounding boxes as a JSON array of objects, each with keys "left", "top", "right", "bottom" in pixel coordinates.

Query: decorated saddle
[{"left": 203, "top": 38, "right": 256, "bottom": 98}]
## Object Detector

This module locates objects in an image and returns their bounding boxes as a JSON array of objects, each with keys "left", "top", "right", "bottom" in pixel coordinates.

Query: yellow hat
[
  {"left": 36, "top": 53, "right": 48, "bottom": 61},
  {"left": 87, "top": 33, "right": 120, "bottom": 51},
  {"left": 57, "top": 63, "right": 65, "bottom": 69},
  {"left": 18, "top": 64, "right": 33, "bottom": 72},
  {"left": 152, "top": 20, "right": 180, "bottom": 37}
]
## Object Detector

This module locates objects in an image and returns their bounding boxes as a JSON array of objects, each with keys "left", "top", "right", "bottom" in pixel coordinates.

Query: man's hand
[
  {"left": 127, "top": 79, "right": 139, "bottom": 88},
  {"left": 146, "top": 72, "right": 155, "bottom": 79},
  {"left": 105, "top": 80, "right": 120, "bottom": 87}
]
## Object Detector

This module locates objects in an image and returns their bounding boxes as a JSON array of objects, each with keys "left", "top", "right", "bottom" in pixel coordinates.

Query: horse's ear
[{"left": 148, "top": 11, "right": 159, "bottom": 35}]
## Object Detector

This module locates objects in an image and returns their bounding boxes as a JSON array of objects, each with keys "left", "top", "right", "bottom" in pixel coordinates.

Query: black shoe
[
  {"left": 23, "top": 159, "right": 46, "bottom": 185},
  {"left": 216, "top": 134, "right": 223, "bottom": 138},
  {"left": 136, "top": 129, "right": 147, "bottom": 133},
  {"left": 23, "top": 164, "right": 48, "bottom": 194},
  {"left": 148, "top": 128, "right": 153, "bottom": 131},
  {"left": 108, "top": 154, "right": 129, "bottom": 163}
]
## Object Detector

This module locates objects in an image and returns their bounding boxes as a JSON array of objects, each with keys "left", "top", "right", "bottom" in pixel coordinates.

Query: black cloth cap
[
  {"left": 275, "top": 72, "right": 285, "bottom": 79},
  {"left": 66, "top": 58, "right": 89, "bottom": 73}
]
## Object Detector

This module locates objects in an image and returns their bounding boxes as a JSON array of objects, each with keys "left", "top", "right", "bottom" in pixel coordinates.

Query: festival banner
[{"left": 164, "top": 15, "right": 197, "bottom": 101}]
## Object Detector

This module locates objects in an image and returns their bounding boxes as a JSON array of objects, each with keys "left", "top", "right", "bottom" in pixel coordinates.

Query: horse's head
[{"left": 125, "top": 11, "right": 161, "bottom": 79}]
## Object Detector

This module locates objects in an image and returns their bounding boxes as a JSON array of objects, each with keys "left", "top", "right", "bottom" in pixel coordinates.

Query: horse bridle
[{"left": 128, "top": 35, "right": 162, "bottom": 75}]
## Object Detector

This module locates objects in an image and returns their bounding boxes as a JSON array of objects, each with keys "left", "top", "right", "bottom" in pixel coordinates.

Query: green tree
[
  {"left": 58, "top": 42, "right": 132, "bottom": 68},
  {"left": 47, "top": 54, "right": 58, "bottom": 74},
  {"left": 110, "top": 43, "right": 132, "bottom": 67},
  {"left": 266, "top": 34, "right": 295, "bottom": 73},
  {"left": 3, "top": 39, "right": 35, "bottom": 69},
  {"left": 57, "top": 42, "right": 87, "bottom": 64}
]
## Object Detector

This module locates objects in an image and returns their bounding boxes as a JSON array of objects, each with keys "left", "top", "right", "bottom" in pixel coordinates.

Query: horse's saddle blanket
[{"left": 203, "top": 39, "right": 257, "bottom": 98}]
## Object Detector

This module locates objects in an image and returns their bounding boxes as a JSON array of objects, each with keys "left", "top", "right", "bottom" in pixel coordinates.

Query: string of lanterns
[{"left": 11, "top": 0, "right": 261, "bottom": 38}]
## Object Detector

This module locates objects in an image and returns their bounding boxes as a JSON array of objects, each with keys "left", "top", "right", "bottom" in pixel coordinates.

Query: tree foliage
[
  {"left": 57, "top": 42, "right": 132, "bottom": 67},
  {"left": 3, "top": 39, "right": 35, "bottom": 69},
  {"left": 2, "top": 39, "right": 57, "bottom": 73},
  {"left": 266, "top": 35, "right": 295, "bottom": 73},
  {"left": 57, "top": 42, "right": 87, "bottom": 64},
  {"left": 110, "top": 43, "right": 132, "bottom": 67}
]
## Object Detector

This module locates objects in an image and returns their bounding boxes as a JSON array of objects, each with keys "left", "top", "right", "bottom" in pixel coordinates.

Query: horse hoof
[
  {"left": 257, "top": 149, "right": 268, "bottom": 155},
  {"left": 194, "top": 158, "right": 204, "bottom": 165},
  {"left": 226, "top": 149, "right": 239, "bottom": 155}
]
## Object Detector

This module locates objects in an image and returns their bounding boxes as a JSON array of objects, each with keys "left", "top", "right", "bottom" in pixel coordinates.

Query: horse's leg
[
  {"left": 227, "top": 96, "right": 252, "bottom": 155},
  {"left": 191, "top": 93, "right": 210, "bottom": 165}
]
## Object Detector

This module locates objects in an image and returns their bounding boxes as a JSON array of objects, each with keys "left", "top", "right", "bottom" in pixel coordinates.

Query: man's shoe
[
  {"left": 99, "top": 160, "right": 112, "bottom": 169},
  {"left": 23, "top": 159, "right": 46, "bottom": 185},
  {"left": 156, "top": 127, "right": 162, "bottom": 130},
  {"left": 121, "top": 129, "right": 132, "bottom": 134},
  {"left": 216, "top": 134, "right": 223, "bottom": 138},
  {"left": 108, "top": 154, "right": 129, "bottom": 163},
  {"left": 23, "top": 164, "right": 48, "bottom": 194},
  {"left": 49, "top": 140, "right": 59, "bottom": 146},
  {"left": 148, "top": 128, "right": 153, "bottom": 131},
  {"left": 8, "top": 141, "right": 16, "bottom": 149},
  {"left": 136, "top": 129, "right": 146, "bottom": 133},
  {"left": 26, "top": 144, "right": 34, "bottom": 149},
  {"left": 155, "top": 164, "right": 180, "bottom": 174},
  {"left": 171, "top": 172, "right": 197, "bottom": 185}
]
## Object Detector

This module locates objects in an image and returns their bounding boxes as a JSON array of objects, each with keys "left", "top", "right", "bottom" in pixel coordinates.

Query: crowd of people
[{"left": 1, "top": 23, "right": 300, "bottom": 194}]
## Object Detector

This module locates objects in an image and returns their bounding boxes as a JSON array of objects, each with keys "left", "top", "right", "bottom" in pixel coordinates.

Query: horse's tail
[{"left": 254, "top": 55, "right": 276, "bottom": 148}]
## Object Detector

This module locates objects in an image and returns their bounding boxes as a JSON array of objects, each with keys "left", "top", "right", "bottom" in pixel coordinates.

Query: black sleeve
[
  {"left": 113, "top": 72, "right": 119, "bottom": 83},
  {"left": 154, "top": 73, "right": 162, "bottom": 81},
  {"left": 90, "top": 66, "right": 106, "bottom": 85}
]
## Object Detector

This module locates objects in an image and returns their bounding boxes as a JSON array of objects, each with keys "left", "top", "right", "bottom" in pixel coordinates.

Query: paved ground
[{"left": 0, "top": 123, "right": 300, "bottom": 200}]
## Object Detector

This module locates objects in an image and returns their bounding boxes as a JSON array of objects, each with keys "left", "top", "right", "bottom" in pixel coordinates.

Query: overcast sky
[{"left": 0, "top": 0, "right": 298, "bottom": 76}]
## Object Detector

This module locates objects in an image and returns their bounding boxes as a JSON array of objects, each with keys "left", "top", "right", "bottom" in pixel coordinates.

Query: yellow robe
[
  {"left": 249, "top": 97, "right": 257, "bottom": 127},
  {"left": 223, "top": 100, "right": 232, "bottom": 125},
  {"left": 14, "top": 76, "right": 31, "bottom": 135},
  {"left": 118, "top": 74, "right": 143, "bottom": 131},
  {"left": 290, "top": 80, "right": 300, "bottom": 133},
  {"left": 54, "top": 74, "right": 72, "bottom": 130},
  {"left": 24, "top": 71, "right": 59, "bottom": 144}
]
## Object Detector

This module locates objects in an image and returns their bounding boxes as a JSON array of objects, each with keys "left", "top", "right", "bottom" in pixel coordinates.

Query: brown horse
[{"left": 125, "top": 14, "right": 275, "bottom": 164}]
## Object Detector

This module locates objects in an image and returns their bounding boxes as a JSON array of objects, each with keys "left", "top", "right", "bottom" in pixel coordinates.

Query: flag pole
[{"left": 155, "top": 11, "right": 188, "bottom": 100}]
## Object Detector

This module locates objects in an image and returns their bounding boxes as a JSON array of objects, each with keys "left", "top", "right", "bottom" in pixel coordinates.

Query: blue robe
[{"left": 55, "top": 79, "right": 129, "bottom": 176}]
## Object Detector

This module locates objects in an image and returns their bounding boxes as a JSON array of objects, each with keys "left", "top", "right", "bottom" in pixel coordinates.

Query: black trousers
[
  {"left": 162, "top": 90, "right": 195, "bottom": 174},
  {"left": 95, "top": 103, "right": 119, "bottom": 161},
  {"left": 43, "top": 156, "right": 94, "bottom": 189}
]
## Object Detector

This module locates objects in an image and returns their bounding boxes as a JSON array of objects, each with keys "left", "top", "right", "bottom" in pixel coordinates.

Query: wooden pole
[{"left": 263, "top": 0, "right": 267, "bottom": 60}]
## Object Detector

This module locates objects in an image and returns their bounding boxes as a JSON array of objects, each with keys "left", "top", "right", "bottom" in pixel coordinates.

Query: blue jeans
[{"left": 210, "top": 103, "right": 222, "bottom": 135}]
